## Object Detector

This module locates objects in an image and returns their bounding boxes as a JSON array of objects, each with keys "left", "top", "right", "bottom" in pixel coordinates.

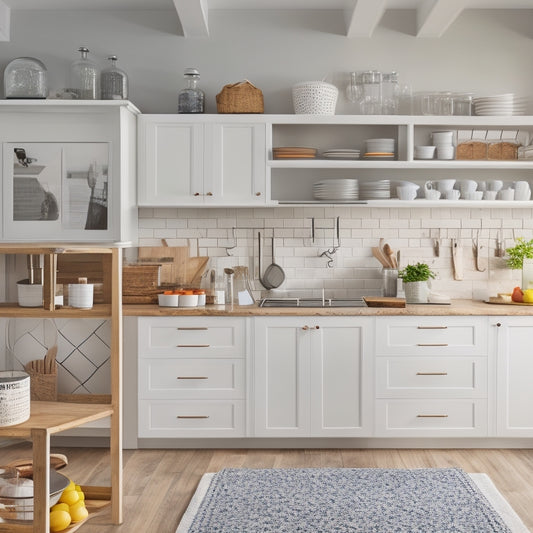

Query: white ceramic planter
[{"left": 403, "top": 281, "right": 428, "bottom": 303}]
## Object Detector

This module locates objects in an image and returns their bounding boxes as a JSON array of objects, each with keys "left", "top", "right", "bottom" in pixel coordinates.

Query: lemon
[
  {"left": 524, "top": 289, "right": 533, "bottom": 303},
  {"left": 75, "top": 485, "right": 81, "bottom": 491},
  {"left": 59, "top": 488, "right": 80, "bottom": 506},
  {"left": 64, "top": 480, "right": 76, "bottom": 492},
  {"left": 49, "top": 509, "right": 72, "bottom": 532},
  {"left": 69, "top": 501, "right": 89, "bottom": 522},
  {"left": 77, "top": 490, "right": 85, "bottom": 501},
  {"left": 51, "top": 503, "right": 69, "bottom": 513}
]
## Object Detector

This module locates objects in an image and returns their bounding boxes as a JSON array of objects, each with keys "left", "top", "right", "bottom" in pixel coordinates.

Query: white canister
[
  {"left": 0, "top": 371, "right": 30, "bottom": 427},
  {"left": 68, "top": 278, "right": 94, "bottom": 308}
]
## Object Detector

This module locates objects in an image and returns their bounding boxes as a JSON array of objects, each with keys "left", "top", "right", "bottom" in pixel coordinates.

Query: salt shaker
[{"left": 178, "top": 68, "right": 205, "bottom": 113}]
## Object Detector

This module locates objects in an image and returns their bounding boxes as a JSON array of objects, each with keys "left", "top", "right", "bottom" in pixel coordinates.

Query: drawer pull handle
[
  {"left": 416, "top": 372, "right": 448, "bottom": 376},
  {"left": 177, "top": 327, "right": 208, "bottom": 331},
  {"left": 177, "top": 376, "right": 208, "bottom": 380},
  {"left": 177, "top": 415, "right": 209, "bottom": 419},
  {"left": 177, "top": 344, "right": 210, "bottom": 348},
  {"left": 416, "top": 343, "right": 448, "bottom": 347},
  {"left": 302, "top": 325, "right": 309, "bottom": 331},
  {"left": 417, "top": 326, "right": 448, "bottom": 330},
  {"left": 417, "top": 414, "right": 449, "bottom": 418}
]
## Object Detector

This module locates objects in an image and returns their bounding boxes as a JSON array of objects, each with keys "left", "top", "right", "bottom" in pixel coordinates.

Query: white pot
[
  {"left": 17, "top": 280, "right": 43, "bottom": 307},
  {"left": 68, "top": 283, "right": 94, "bottom": 309},
  {"left": 403, "top": 281, "right": 428, "bottom": 303}
]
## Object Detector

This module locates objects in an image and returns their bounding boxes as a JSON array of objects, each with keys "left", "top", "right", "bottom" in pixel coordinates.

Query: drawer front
[
  {"left": 139, "top": 358, "right": 245, "bottom": 399},
  {"left": 375, "top": 399, "right": 488, "bottom": 437},
  {"left": 375, "top": 317, "right": 487, "bottom": 356},
  {"left": 138, "top": 399, "right": 245, "bottom": 438},
  {"left": 376, "top": 357, "right": 487, "bottom": 399},
  {"left": 138, "top": 317, "right": 245, "bottom": 357}
]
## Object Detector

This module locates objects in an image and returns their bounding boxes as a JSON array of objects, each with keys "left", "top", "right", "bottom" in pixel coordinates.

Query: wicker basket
[
  {"left": 216, "top": 80, "right": 264, "bottom": 114},
  {"left": 0, "top": 371, "right": 30, "bottom": 426},
  {"left": 292, "top": 81, "right": 338, "bottom": 115},
  {"left": 24, "top": 363, "right": 57, "bottom": 401}
]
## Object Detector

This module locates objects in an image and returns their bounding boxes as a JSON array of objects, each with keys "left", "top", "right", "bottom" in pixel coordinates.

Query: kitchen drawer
[
  {"left": 139, "top": 358, "right": 245, "bottom": 399},
  {"left": 138, "top": 399, "right": 245, "bottom": 438},
  {"left": 375, "top": 316, "right": 487, "bottom": 356},
  {"left": 375, "top": 399, "right": 488, "bottom": 437},
  {"left": 376, "top": 357, "right": 487, "bottom": 399},
  {"left": 138, "top": 317, "right": 245, "bottom": 357}
]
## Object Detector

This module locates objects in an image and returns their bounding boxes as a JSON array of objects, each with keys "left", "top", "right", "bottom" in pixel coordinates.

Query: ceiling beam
[
  {"left": 0, "top": 0, "right": 11, "bottom": 42},
  {"left": 416, "top": 0, "right": 465, "bottom": 38},
  {"left": 172, "top": 0, "right": 209, "bottom": 38},
  {"left": 345, "top": 0, "right": 387, "bottom": 38}
]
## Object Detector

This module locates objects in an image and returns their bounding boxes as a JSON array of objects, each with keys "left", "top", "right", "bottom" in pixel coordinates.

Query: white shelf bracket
[
  {"left": 345, "top": 0, "right": 386, "bottom": 38},
  {"left": 416, "top": 0, "right": 465, "bottom": 38},
  {"left": 172, "top": 0, "right": 209, "bottom": 38}
]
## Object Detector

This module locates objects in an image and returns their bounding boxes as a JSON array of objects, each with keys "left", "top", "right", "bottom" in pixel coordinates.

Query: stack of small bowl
[{"left": 431, "top": 130, "right": 454, "bottom": 160}]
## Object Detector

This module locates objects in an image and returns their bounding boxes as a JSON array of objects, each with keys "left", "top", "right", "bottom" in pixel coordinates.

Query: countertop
[{"left": 123, "top": 299, "right": 533, "bottom": 317}]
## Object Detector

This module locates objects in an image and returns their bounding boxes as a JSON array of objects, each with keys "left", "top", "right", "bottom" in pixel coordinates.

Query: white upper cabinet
[
  {"left": 0, "top": 101, "right": 139, "bottom": 244},
  {"left": 138, "top": 115, "right": 267, "bottom": 206}
]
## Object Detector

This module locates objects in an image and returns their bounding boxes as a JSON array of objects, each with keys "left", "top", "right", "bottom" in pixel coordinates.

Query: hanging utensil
[
  {"left": 372, "top": 246, "right": 392, "bottom": 268},
  {"left": 383, "top": 243, "right": 397, "bottom": 268},
  {"left": 472, "top": 230, "right": 486, "bottom": 272},
  {"left": 258, "top": 232, "right": 273, "bottom": 289},
  {"left": 262, "top": 234, "right": 286, "bottom": 289},
  {"left": 452, "top": 238, "right": 463, "bottom": 280}
]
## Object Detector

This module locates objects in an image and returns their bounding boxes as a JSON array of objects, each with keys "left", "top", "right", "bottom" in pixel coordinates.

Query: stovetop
[{"left": 258, "top": 297, "right": 367, "bottom": 308}]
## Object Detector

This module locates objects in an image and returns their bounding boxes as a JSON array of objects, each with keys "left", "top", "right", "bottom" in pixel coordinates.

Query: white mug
[
  {"left": 459, "top": 180, "right": 477, "bottom": 195},
  {"left": 483, "top": 190, "right": 498, "bottom": 201},
  {"left": 464, "top": 191, "right": 483, "bottom": 201},
  {"left": 396, "top": 185, "right": 418, "bottom": 201},
  {"left": 436, "top": 179, "right": 456, "bottom": 193},
  {"left": 498, "top": 188, "right": 515, "bottom": 201},
  {"left": 514, "top": 181, "right": 531, "bottom": 201},
  {"left": 445, "top": 189, "right": 460, "bottom": 200},
  {"left": 425, "top": 189, "right": 441, "bottom": 200},
  {"left": 487, "top": 179, "right": 503, "bottom": 192}
]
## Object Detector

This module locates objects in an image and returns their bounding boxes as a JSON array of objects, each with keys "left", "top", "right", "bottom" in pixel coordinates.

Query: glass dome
[{"left": 4, "top": 57, "right": 48, "bottom": 99}]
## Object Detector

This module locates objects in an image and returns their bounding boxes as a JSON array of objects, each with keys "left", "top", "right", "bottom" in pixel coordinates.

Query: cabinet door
[
  {"left": 138, "top": 117, "right": 204, "bottom": 205},
  {"left": 206, "top": 122, "right": 266, "bottom": 205},
  {"left": 494, "top": 317, "right": 533, "bottom": 436},
  {"left": 310, "top": 318, "right": 372, "bottom": 437},
  {"left": 254, "top": 318, "right": 310, "bottom": 437}
]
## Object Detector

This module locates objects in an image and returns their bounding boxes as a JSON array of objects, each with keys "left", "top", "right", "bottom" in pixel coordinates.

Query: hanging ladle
[{"left": 262, "top": 234, "right": 286, "bottom": 289}]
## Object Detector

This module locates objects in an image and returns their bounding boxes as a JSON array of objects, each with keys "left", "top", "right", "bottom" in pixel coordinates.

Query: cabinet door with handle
[
  {"left": 138, "top": 116, "right": 204, "bottom": 205},
  {"left": 205, "top": 122, "right": 267, "bottom": 205}
]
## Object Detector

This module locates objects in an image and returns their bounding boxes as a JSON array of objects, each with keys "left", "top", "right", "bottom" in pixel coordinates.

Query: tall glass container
[
  {"left": 70, "top": 46, "right": 99, "bottom": 100},
  {"left": 382, "top": 72, "right": 399, "bottom": 115},
  {"left": 101, "top": 55, "right": 128, "bottom": 100},
  {"left": 4, "top": 57, "right": 48, "bottom": 99},
  {"left": 178, "top": 68, "right": 204, "bottom": 113}
]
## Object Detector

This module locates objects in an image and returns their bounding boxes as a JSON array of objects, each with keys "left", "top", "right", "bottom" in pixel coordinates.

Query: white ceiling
[{"left": 2, "top": 0, "right": 533, "bottom": 40}]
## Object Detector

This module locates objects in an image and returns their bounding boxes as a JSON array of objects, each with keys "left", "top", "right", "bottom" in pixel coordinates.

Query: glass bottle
[
  {"left": 4, "top": 57, "right": 48, "bottom": 99},
  {"left": 70, "top": 46, "right": 99, "bottom": 100},
  {"left": 178, "top": 68, "right": 204, "bottom": 113},
  {"left": 101, "top": 55, "right": 128, "bottom": 100}
]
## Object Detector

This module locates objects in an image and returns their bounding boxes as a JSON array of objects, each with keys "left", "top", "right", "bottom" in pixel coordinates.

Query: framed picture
[{"left": 2, "top": 142, "right": 112, "bottom": 241}]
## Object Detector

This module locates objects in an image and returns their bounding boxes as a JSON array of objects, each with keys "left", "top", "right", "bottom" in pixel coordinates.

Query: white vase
[{"left": 403, "top": 281, "right": 428, "bottom": 303}]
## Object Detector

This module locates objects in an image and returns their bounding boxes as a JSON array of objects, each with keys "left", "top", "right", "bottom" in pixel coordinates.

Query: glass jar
[
  {"left": 359, "top": 70, "right": 382, "bottom": 115},
  {"left": 233, "top": 266, "right": 255, "bottom": 305},
  {"left": 4, "top": 57, "right": 48, "bottom": 99},
  {"left": 101, "top": 55, "right": 128, "bottom": 100},
  {"left": 381, "top": 72, "right": 399, "bottom": 115},
  {"left": 70, "top": 46, "right": 99, "bottom": 100},
  {"left": 178, "top": 68, "right": 205, "bottom": 113}
]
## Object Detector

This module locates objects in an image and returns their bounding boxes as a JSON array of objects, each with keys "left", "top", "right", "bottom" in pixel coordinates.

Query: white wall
[{"left": 1, "top": 9, "right": 533, "bottom": 113}]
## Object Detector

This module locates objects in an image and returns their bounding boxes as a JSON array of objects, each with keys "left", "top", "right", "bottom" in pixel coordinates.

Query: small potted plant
[
  {"left": 398, "top": 262, "right": 436, "bottom": 303},
  {"left": 506, "top": 237, "right": 533, "bottom": 289}
]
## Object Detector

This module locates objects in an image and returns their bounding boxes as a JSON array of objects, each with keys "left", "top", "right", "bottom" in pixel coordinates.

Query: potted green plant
[
  {"left": 398, "top": 262, "right": 436, "bottom": 303},
  {"left": 506, "top": 237, "right": 533, "bottom": 289}
]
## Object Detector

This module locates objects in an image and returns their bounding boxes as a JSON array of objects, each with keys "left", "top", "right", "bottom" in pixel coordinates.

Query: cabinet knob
[
  {"left": 314, "top": 325, "right": 320, "bottom": 330},
  {"left": 206, "top": 192, "right": 213, "bottom": 196},
  {"left": 194, "top": 192, "right": 200, "bottom": 196},
  {"left": 496, "top": 322, "right": 502, "bottom": 327},
  {"left": 302, "top": 325, "right": 309, "bottom": 331},
  {"left": 256, "top": 192, "right": 262, "bottom": 196}
]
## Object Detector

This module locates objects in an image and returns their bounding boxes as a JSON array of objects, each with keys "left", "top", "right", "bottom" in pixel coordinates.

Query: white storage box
[
  {"left": 0, "top": 371, "right": 30, "bottom": 427},
  {"left": 292, "top": 81, "right": 338, "bottom": 115}
]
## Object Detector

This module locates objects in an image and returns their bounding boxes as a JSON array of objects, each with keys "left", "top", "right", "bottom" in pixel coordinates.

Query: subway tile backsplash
[{"left": 138, "top": 207, "right": 530, "bottom": 300}]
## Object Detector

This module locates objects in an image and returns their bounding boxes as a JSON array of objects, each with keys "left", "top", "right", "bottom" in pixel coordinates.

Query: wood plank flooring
[{"left": 1, "top": 443, "right": 532, "bottom": 532}]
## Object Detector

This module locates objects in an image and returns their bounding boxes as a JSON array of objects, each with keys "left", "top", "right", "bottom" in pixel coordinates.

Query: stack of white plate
[
  {"left": 359, "top": 179, "right": 391, "bottom": 200},
  {"left": 313, "top": 179, "right": 359, "bottom": 201},
  {"left": 473, "top": 94, "right": 527, "bottom": 116},
  {"left": 321, "top": 148, "right": 360, "bottom": 160},
  {"left": 365, "top": 138, "right": 395, "bottom": 154}
]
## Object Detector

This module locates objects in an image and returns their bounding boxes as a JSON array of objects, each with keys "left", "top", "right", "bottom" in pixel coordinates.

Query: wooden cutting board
[
  {"left": 137, "top": 242, "right": 208, "bottom": 286},
  {"left": 364, "top": 296, "right": 406, "bottom": 308}
]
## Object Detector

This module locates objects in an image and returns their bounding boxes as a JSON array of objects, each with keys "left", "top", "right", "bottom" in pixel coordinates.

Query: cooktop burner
[{"left": 258, "top": 297, "right": 367, "bottom": 308}]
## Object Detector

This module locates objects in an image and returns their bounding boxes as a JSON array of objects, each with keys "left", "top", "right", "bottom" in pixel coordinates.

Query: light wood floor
[{"left": 2, "top": 443, "right": 532, "bottom": 532}]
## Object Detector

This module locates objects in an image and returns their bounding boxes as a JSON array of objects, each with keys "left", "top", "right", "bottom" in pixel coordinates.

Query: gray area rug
[{"left": 177, "top": 468, "right": 529, "bottom": 533}]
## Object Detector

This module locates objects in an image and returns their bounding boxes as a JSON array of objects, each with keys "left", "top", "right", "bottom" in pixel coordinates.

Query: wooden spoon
[
  {"left": 43, "top": 345, "right": 58, "bottom": 374},
  {"left": 372, "top": 247, "right": 391, "bottom": 268},
  {"left": 383, "top": 243, "right": 397, "bottom": 268}
]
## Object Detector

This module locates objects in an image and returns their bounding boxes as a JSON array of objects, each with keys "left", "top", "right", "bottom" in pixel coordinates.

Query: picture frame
[{"left": 2, "top": 142, "right": 113, "bottom": 242}]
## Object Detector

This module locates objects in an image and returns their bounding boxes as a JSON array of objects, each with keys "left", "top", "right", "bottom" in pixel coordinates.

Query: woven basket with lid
[{"left": 216, "top": 80, "right": 264, "bottom": 114}]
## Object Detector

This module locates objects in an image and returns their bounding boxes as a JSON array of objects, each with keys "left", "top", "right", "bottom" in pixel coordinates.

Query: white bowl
[
  {"left": 431, "top": 131, "right": 454, "bottom": 144},
  {"left": 158, "top": 294, "right": 179, "bottom": 307},
  {"left": 414, "top": 145, "right": 436, "bottom": 159},
  {"left": 17, "top": 281, "right": 43, "bottom": 307},
  {"left": 179, "top": 294, "right": 198, "bottom": 307}
]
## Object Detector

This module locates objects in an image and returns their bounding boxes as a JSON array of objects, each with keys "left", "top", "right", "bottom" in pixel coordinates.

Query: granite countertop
[{"left": 123, "top": 299, "right": 533, "bottom": 317}]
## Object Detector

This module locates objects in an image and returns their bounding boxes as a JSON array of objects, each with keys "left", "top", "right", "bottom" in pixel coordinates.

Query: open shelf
[{"left": 0, "top": 303, "right": 112, "bottom": 318}]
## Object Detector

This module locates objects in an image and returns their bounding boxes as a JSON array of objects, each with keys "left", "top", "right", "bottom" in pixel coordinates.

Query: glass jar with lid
[
  {"left": 178, "top": 68, "right": 205, "bottom": 113},
  {"left": 70, "top": 46, "right": 99, "bottom": 100},
  {"left": 101, "top": 55, "right": 128, "bottom": 100},
  {"left": 4, "top": 57, "right": 48, "bottom": 99}
]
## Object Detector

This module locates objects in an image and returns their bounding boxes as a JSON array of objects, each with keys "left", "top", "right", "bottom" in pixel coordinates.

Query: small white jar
[{"left": 68, "top": 277, "right": 93, "bottom": 309}]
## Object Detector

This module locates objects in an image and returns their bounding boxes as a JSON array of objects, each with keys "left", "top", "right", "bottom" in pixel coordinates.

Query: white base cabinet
[
  {"left": 138, "top": 115, "right": 267, "bottom": 206},
  {"left": 253, "top": 316, "right": 373, "bottom": 438},
  {"left": 492, "top": 316, "right": 533, "bottom": 437}
]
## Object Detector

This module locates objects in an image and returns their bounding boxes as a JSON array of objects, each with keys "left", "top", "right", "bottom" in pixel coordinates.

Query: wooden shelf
[{"left": 0, "top": 303, "right": 112, "bottom": 318}]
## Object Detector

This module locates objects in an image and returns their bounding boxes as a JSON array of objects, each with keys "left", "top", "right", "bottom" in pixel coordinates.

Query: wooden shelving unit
[{"left": 0, "top": 244, "right": 122, "bottom": 533}]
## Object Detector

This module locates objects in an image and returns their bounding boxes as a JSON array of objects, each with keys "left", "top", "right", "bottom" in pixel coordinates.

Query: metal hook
[{"left": 224, "top": 227, "right": 237, "bottom": 256}]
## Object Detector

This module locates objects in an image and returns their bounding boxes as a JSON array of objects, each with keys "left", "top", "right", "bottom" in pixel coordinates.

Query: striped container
[{"left": 0, "top": 371, "right": 30, "bottom": 427}]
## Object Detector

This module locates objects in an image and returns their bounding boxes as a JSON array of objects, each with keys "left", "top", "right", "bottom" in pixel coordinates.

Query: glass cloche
[{"left": 4, "top": 57, "right": 48, "bottom": 99}]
